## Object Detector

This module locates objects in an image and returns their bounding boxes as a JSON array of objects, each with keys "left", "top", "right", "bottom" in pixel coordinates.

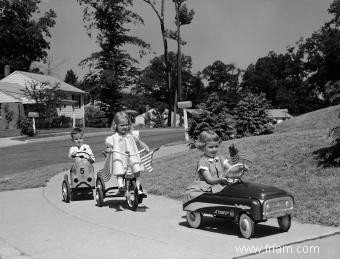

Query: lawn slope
[{"left": 145, "top": 105, "right": 340, "bottom": 226}]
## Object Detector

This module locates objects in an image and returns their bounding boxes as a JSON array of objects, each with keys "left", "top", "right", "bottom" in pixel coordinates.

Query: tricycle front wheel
[
  {"left": 278, "top": 215, "right": 291, "bottom": 232},
  {"left": 186, "top": 211, "right": 203, "bottom": 228},
  {"left": 239, "top": 213, "right": 254, "bottom": 239},
  {"left": 126, "top": 180, "right": 139, "bottom": 211}
]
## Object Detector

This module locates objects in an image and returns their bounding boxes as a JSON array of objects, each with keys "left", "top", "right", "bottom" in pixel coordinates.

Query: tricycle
[
  {"left": 95, "top": 149, "right": 153, "bottom": 211},
  {"left": 62, "top": 151, "right": 95, "bottom": 203},
  {"left": 183, "top": 163, "right": 294, "bottom": 239}
]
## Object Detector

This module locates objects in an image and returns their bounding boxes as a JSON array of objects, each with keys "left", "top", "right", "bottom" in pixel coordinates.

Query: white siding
[{"left": 57, "top": 93, "right": 84, "bottom": 119}]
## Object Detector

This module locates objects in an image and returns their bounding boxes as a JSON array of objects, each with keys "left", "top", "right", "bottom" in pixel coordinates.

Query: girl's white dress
[{"left": 105, "top": 131, "right": 144, "bottom": 176}]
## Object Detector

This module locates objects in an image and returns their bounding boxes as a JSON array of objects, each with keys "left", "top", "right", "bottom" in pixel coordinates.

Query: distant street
[{"left": 0, "top": 128, "right": 184, "bottom": 177}]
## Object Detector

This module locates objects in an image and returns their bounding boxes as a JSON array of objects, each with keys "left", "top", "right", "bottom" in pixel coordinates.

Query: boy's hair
[
  {"left": 110, "top": 111, "right": 133, "bottom": 133},
  {"left": 196, "top": 130, "right": 221, "bottom": 151},
  {"left": 70, "top": 127, "right": 83, "bottom": 139}
]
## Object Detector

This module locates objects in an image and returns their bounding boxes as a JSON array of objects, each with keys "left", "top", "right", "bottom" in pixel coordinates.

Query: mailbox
[
  {"left": 177, "top": 101, "right": 192, "bottom": 109},
  {"left": 28, "top": 112, "right": 39, "bottom": 118}
]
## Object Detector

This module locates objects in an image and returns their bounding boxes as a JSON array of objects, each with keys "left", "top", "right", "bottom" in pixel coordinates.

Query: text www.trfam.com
[{"left": 235, "top": 244, "right": 320, "bottom": 254}]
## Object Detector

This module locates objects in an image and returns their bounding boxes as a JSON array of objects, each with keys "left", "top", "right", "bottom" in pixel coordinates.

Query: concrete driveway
[{"left": 0, "top": 145, "right": 339, "bottom": 259}]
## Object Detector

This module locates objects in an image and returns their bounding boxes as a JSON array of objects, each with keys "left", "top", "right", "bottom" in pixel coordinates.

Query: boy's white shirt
[{"left": 68, "top": 144, "right": 95, "bottom": 162}]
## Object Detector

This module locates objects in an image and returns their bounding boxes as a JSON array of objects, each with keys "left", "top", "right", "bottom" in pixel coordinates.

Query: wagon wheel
[
  {"left": 239, "top": 213, "right": 254, "bottom": 239},
  {"left": 95, "top": 187, "right": 104, "bottom": 207},
  {"left": 62, "top": 177, "right": 71, "bottom": 203},
  {"left": 186, "top": 211, "right": 203, "bottom": 228},
  {"left": 278, "top": 215, "right": 291, "bottom": 232},
  {"left": 126, "top": 180, "right": 139, "bottom": 211}
]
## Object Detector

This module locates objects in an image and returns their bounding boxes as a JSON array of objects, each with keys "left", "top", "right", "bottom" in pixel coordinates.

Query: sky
[{"left": 37, "top": 0, "right": 333, "bottom": 80}]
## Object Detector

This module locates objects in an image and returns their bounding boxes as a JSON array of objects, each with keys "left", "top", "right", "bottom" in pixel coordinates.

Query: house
[
  {"left": 0, "top": 70, "right": 86, "bottom": 129},
  {"left": 266, "top": 109, "right": 293, "bottom": 124}
]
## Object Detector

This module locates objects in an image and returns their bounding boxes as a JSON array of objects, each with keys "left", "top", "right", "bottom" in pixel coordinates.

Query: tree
[
  {"left": 241, "top": 49, "right": 320, "bottom": 115},
  {"left": 170, "top": 0, "right": 194, "bottom": 125},
  {"left": 0, "top": 0, "right": 56, "bottom": 78},
  {"left": 22, "top": 81, "right": 66, "bottom": 128},
  {"left": 202, "top": 60, "right": 243, "bottom": 109},
  {"left": 234, "top": 93, "right": 273, "bottom": 138},
  {"left": 77, "top": 0, "right": 150, "bottom": 122},
  {"left": 64, "top": 69, "right": 79, "bottom": 86},
  {"left": 142, "top": 0, "right": 173, "bottom": 126},
  {"left": 135, "top": 51, "right": 193, "bottom": 108}
]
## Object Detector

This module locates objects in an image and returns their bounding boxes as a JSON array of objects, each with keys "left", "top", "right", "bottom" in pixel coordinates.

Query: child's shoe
[{"left": 138, "top": 191, "right": 147, "bottom": 198}]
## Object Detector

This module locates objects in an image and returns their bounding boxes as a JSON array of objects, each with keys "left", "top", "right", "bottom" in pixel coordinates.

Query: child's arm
[
  {"left": 199, "top": 169, "right": 229, "bottom": 185},
  {"left": 68, "top": 147, "right": 76, "bottom": 159},
  {"left": 104, "top": 136, "right": 114, "bottom": 152},
  {"left": 136, "top": 138, "right": 150, "bottom": 152},
  {"left": 132, "top": 132, "right": 150, "bottom": 152},
  {"left": 86, "top": 145, "right": 95, "bottom": 163}
]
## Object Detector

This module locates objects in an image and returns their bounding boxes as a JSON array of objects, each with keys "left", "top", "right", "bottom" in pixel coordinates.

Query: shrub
[
  {"left": 188, "top": 93, "right": 235, "bottom": 141},
  {"left": 85, "top": 105, "right": 108, "bottom": 128},
  {"left": 17, "top": 117, "right": 35, "bottom": 136},
  {"left": 150, "top": 109, "right": 166, "bottom": 128}
]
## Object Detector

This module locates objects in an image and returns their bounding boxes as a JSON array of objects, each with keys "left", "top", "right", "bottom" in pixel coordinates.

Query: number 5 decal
[{"left": 80, "top": 168, "right": 85, "bottom": 174}]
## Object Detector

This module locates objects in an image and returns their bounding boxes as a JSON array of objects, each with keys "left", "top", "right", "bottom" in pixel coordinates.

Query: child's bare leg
[
  {"left": 117, "top": 176, "right": 124, "bottom": 191},
  {"left": 135, "top": 173, "right": 147, "bottom": 197}
]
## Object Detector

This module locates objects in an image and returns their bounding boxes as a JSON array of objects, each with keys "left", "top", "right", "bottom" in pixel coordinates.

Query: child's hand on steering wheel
[{"left": 219, "top": 177, "right": 230, "bottom": 185}]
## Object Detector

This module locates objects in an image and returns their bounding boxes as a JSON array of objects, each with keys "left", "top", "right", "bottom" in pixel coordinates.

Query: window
[{"left": 72, "top": 95, "right": 81, "bottom": 108}]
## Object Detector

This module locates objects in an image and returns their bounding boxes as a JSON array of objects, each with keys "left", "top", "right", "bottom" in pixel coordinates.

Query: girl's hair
[
  {"left": 70, "top": 127, "right": 83, "bottom": 139},
  {"left": 110, "top": 111, "right": 132, "bottom": 133},
  {"left": 196, "top": 130, "right": 221, "bottom": 151}
]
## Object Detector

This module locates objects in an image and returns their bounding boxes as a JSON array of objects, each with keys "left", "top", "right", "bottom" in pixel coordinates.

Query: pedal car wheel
[
  {"left": 278, "top": 215, "right": 291, "bottom": 232},
  {"left": 96, "top": 178, "right": 105, "bottom": 193},
  {"left": 126, "top": 180, "right": 139, "bottom": 211},
  {"left": 62, "top": 180, "right": 71, "bottom": 203},
  {"left": 239, "top": 213, "right": 254, "bottom": 239},
  {"left": 95, "top": 187, "right": 104, "bottom": 207},
  {"left": 186, "top": 211, "right": 203, "bottom": 228}
]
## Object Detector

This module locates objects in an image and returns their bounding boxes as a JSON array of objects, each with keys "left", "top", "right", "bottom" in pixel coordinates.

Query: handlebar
[{"left": 106, "top": 149, "right": 146, "bottom": 156}]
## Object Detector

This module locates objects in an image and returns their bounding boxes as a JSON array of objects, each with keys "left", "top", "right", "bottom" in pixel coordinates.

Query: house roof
[
  {"left": 2, "top": 71, "right": 85, "bottom": 94},
  {"left": 0, "top": 88, "right": 22, "bottom": 103},
  {"left": 266, "top": 109, "right": 293, "bottom": 119},
  {"left": 0, "top": 82, "right": 33, "bottom": 104}
]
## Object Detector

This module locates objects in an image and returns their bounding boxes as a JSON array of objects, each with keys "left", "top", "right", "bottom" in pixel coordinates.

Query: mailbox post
[
  {"left": 177, "top": 101, "right": 192, "bottom": 142},
  {"left": 28, "top": 112, "right": 39, "bottom": 134}
]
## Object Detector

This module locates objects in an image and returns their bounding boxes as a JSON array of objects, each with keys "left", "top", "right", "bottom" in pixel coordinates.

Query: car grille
[{"left": 263, "top": 197, "right": 294, "bottom": 219}]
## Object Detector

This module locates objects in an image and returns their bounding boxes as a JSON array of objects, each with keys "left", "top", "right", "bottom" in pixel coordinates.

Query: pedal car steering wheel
[
  {"left": 73, "top": 151, "right": 92, "bottom": 161},
  {"left": 224, "top": 163, "right": 247, "bottom": 179}
]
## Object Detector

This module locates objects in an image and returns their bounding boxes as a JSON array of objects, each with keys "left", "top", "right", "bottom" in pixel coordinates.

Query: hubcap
[
  {"left": 189, "top": 212, "right": 196, "bottom": 221},
  {"left": 241, "top": 218, "right": 250, "bottom": 231}
]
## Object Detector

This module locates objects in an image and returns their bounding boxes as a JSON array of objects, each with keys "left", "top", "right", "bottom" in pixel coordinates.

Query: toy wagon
[
  {"left": 62, "top": 151, "right": 95, "bottom": 203},
  {"left": 183, "top": 163, "right": 294, "bottom": 239}
]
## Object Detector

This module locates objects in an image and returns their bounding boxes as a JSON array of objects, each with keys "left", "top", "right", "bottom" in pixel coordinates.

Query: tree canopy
[
  {"left": 77, "top": 0, "right": 150, "bottom": 121},
  {"left": 0, "top": 0, "right": 56, "bottom": 78}
]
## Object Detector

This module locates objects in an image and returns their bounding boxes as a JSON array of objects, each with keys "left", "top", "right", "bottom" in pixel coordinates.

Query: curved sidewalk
[{"left": 0, "top": 144, "right": 339, "bottom": 259}]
